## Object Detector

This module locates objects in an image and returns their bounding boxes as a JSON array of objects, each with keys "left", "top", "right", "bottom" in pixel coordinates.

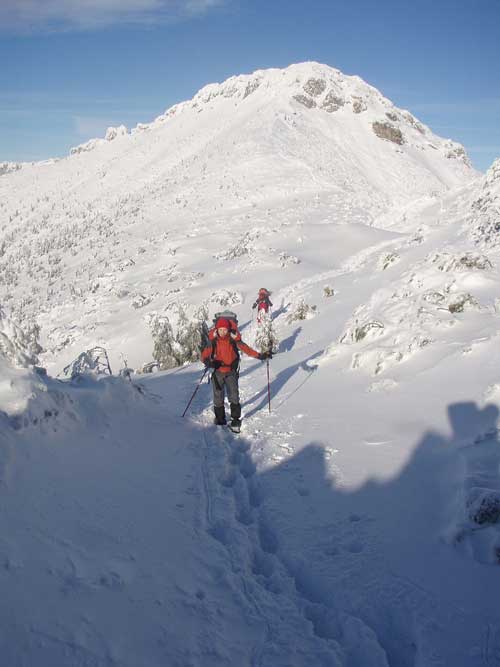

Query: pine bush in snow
[
  {"left": 0, "top": 305, "right": 42, "bottom": 368},
  {"left": 62, "top": 347, "right": 112, "bottom": 379},
  {"left": 150, "top": 304, "right": 209, "bottom": 370},
  {"left": 254, "top": 311, "right": 279, "bottom": 354},
  {"left": 150, "top": 315, "right": 177, "bottom": 370},
  {"left": 286, "top": 298, "right": 317, "bottom": 323}
]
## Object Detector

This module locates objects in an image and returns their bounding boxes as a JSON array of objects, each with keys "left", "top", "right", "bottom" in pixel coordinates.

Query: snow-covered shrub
[
  {"left": 351, "top": 333, "right": 431, "bottom": 375},
  {"left": 0, "top": 162, "right": 22, "bottom": 177},
  {"left": 340, "top": 320, "right": 385, "bottom": 344},
  {"left": 132, "top": 294, "right": 153, "bottom": 309},
  {"left": 468, "top": 489, "right": 500, "bottom": 526},
  {"left": 354, "top": 321, "right": 385, "bottom": 342},
  {"left": 378, "top": 252, "right": 400, "bottom": 271},
  {"left": 422, "top": 290, "right": 446, "bottom": 305},
  {"left": 149, "top": 304, "right": 208, "bottom": 370},
  {"left": 215, "top": 232, "right": 255, "bottom": 261},
  {"left": 0, "top": 306, "right": 42, "bottom": 368},
  {"left": 254, "top": 311, "right": 279, "bottom": 354},
  {"left": 286, "top": 299, "right": 317, "bottom": 323},
  {"left": 467, "top": 160, "right": 500, "bottom": 247},
  {"left": 150, "top": 315, "right": 177, "bottom": 370},
  {"left": 138, "top": 361, "right": 159, "bottom": 374},
  {"left": 429, "top": 252, "right": 492, "bottom": 272},
  {"left": 279, "top": 252, "right": 301, "bottom": 268},
  {"left": 447, "top": 293, "right": 478, "bottom": 314},
  {"left": 209, "top": 289, "right": 242, "bottom": 307},
  {"left": 175, "top": 304, "right": 208, "bottom": 363},
  {"left": 62, "top": 347, "right": 112, "bottom": 379}
]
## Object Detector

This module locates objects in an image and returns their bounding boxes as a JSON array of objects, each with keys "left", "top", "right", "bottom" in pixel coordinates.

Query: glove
[
  {"left": 259, "top": 352, "right": 272, "bottom": 360},
  {"left": 205, "top": 359, "right": 222, "bottom": 369},
  {"left": 252, "top": 303, "right": 257, "bottom": 309}
]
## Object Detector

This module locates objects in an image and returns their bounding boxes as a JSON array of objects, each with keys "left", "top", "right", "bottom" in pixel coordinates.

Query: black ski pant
[{"left": 212, "top": 370, "right": 241, "bottom": 421}]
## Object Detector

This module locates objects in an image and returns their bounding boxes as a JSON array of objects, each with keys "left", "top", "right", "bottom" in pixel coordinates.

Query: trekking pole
[
  {"left": 266, "top": 358, "right": 271, "bottom": 413},
  {"left": 182, "top": 366, "right": 209, "bottom": 418}
]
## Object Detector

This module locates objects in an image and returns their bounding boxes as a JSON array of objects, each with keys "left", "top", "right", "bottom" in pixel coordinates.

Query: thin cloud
[{"left": 0, "top": 0, "right": 227, "bottom": 33}]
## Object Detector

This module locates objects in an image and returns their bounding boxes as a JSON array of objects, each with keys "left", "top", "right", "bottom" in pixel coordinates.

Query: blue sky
[{"left": 0, "top": 0, "right": 498, "bottom": 171}]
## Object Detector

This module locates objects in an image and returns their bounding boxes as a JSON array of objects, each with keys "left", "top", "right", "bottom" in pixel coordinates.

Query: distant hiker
[
  {"left": 252, "top": 288, "right": 273, "bottom": 323},
  {"left": 201, "top": 317, "right": 271, "bottom": 430}
]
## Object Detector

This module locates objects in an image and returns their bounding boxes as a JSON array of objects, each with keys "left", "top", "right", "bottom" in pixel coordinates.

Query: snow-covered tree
[
  {"left": 150, "top": 304, "right": 209, "bottom": 370},
  {"left": 62, "top": 347, "right": 112, "bottom": 379},
  {"left": 254, "top": 311, "right": 279, "bottom": 354},
  {"left": 286, "top": 298, "right": 317, "bottom": 323},
  {"left": 0, "top": 305, "right": 42, "bottom": 368},
  {"left": 150, "top": 315, "right": 177, "bottom": 370}
]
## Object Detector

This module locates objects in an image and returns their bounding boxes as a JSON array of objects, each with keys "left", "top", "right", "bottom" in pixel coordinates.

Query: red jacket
[{"left": 201, "top": 332, "right": 260, "bottom": 373}]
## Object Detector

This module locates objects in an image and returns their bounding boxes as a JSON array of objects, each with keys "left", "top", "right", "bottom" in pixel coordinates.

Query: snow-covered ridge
[
  {"left": 70, "top": 124, "right": 129, "bottom": 155},
  {"left": 0, "top": 60, "right": 483, "bottom": 372},
  {"left": 142, "top": 62, "right": 471, "bottom": 168},
  {"left": 71, "top": 62, "right": 471, "bottom": 177}
]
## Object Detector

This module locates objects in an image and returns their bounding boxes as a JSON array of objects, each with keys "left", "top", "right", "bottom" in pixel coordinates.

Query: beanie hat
[{"left": 215, "top": 318, "right": 231, "bottom": 329}]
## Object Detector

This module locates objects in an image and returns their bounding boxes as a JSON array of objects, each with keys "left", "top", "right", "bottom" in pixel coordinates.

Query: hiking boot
[{"left": 214, "top": 406, "right": 226, "bottom": 426}]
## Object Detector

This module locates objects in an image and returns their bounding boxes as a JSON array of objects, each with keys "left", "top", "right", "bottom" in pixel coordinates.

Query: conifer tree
[{"left": 254, "top": 311, "right": 279, "bottom": 354}]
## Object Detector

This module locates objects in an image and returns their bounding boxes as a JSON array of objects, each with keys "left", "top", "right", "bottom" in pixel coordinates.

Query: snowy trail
[
  {"left": 167, "top": 337, "right": 500, "bottom": 667},
  {"left": 1, "top": 349, "right": 500, "bottom": 665}
]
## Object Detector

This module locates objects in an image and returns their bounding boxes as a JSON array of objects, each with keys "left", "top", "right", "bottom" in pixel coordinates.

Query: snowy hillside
[
  {"left": 0, "top": 61, "right": 476, "bottom": 372},
  {"left": 1, "top": 63, "right": 500, "bottom": 665}
]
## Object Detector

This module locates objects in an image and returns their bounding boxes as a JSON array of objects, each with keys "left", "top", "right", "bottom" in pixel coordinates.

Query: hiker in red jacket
[
  {"left": 252, "top": 288, "right": 273, "bottom": 323},
  {"left": 201, "top": 317, "right": 271, "bottom": 429}
]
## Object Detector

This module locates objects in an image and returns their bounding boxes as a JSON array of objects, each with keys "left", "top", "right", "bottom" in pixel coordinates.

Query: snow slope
[
  {"left": 0, "top": 62, "right": 476, "bottom": 372},
  {"left": 1, "top": 64, "right": 500, "bottom": 665}
]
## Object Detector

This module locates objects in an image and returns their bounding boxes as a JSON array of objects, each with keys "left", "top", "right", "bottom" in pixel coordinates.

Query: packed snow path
[{"left": 4, "top": 355, "right": 500, "bottom": 665}]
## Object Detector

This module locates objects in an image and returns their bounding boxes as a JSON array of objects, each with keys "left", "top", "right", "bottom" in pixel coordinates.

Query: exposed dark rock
[
  {"left": 243, "top": 79, "right": 261, "bottom": 99},
  {"left": 351, "top": 97, "right": 367, "bottom": 114},
  {"left": 293, "top": 94, "right": 317, "bottom": 109},
  {"left": 303, "top": 78, "right": 327, "bottom": 97},
  {"left": 372, "top": 122, "right": 405, "bottom": 145},
  {"left": 321, "top": 91, "right": 345, "bottom": 113}
]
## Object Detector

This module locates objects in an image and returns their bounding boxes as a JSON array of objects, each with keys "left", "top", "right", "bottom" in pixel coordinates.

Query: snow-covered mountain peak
[{"left": 0, "top": 61, "right": 485, "bottom": 372}]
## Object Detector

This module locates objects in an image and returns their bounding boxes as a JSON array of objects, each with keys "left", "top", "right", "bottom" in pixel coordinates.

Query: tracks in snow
[{"left": 194, "top": 409, "right": 390, "bottom": 666}]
